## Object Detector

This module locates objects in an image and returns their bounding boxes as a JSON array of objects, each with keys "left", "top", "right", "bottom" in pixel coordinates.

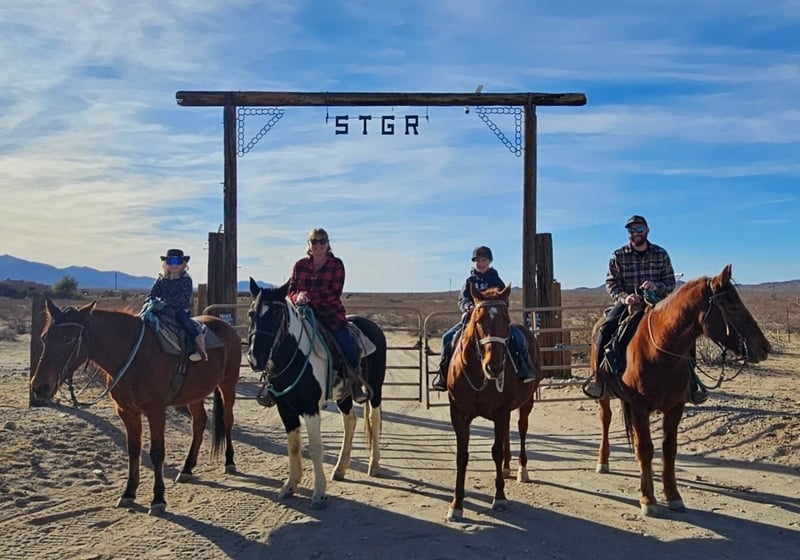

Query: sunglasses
[
  {"left": 165, "top": 257, "right": 183, "bottom": 265},
  {"left": 309, "top": 238, "right": 328, "bottom": 245},
  {"left": 627, "top": 226, "right": 646, "bottom": 234}
]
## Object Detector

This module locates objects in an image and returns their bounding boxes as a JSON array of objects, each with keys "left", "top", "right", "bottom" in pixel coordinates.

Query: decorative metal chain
[
  {"left": 237, "top": 107, "right": 285, "bottom": 156},
  {"left": 474, "top": 106, "right": 523, "bottom": 157}
]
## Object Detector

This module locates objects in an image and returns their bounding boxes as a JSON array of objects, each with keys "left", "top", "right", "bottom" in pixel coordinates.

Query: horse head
[
  {"left": 247, "top": 278, "right": 290, "bottom": 372},
  {"left": 30, "top": 299, "right": 96, "bottom": 401},
  {"left": 465, "top": 283, "right": 512, "bottom": 380},
  {"left": 702, "top": 264, "right": 771, "bottom": 363}
]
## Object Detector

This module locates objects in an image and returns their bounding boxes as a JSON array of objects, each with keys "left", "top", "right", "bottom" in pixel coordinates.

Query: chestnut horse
[
  {"left": 30, "top": 299, "right": 242, "bottom": 516},
  {"left": 247, "top": 279, "right": 387, "bottom": 509},
  {"left": 590, "top": 264, "right": 771, "bottom": 516},
  {"left": 446, "top": 284, "right": 540, "bottom": 521}
]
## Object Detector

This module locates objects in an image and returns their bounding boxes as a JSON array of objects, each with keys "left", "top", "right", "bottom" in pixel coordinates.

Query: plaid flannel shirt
[
  {"left": 606, "top": 242, "right": 675, "bottom": 304},
  {"left": 288, "top": 253, "right": 348, "bottom": 330}
]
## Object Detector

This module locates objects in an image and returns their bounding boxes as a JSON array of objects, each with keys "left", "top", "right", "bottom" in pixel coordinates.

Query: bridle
[
  {"left": 645, "top": 279, "right": 749, "bottom": 385},
  {"left": 41, "top": 315, "right": 145, "bottom": 406},
  {"left": 459, "top": 299, "right": 510, "bottom": 392}
]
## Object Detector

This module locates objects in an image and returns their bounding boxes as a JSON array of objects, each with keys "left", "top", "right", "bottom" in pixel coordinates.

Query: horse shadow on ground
[{"left": 160, "top": 482, "right": 800, "bottom": 560}]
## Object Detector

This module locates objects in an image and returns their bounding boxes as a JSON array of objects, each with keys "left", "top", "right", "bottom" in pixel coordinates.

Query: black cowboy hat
[
  {"left": 160, "top": 248, "right": 190, "bottom": 262},
  {"left": 471, "top": 245, "right": 493, "bottom": 261}
]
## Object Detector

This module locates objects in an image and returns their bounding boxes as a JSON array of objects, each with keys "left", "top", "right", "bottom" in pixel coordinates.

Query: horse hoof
[
  {"left": 310, "top": 496, "right": 328, "bottom": 510},
  {"left": 445, "top": 507, "right": 463, "bottom": 522},
  {"left": 596, "top": 463, "right": 609, "bottom": 474},
  {"left": 502, "top": 468, "right": 511, "bottom": 478},
  {"left": 331, "top": 470, "right": 346, "bottom": 482},
  {"left": 115, "top": 497, "right": 135, "bottom": 508},
  {"left": 278, "top": 486, "right": 294, "bottom": 499},
  {"left": 367, "top": 464, "right": 381, "bottom": 477},
  {"left": 517, "top": 467, "right": 530, "bottom": 483},
  {"left": 641, "top": 503, "right": 660, "bottom": 517},
  {"left": 491, "top": 499, "right": 508, "bottom": 511},
  {"left": 668, "top": 499, "right": 686, "bottom": 512},
  {"left": 175, "top": 472, "right": 193, "bottom": 483},
  {"left": 224, "top": 464, "right": 237, "bottom": 475},
  {"left": 148, "top": 503, "right": 167, "bottom": 516}
]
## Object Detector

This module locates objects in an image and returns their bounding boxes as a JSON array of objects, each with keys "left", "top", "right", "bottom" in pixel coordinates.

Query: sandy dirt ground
[{"left": 1, "top": 331, "right": 799, "bottom": 560}]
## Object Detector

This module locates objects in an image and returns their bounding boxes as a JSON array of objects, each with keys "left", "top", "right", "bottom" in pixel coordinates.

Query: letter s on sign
[{"left": 335, "top": 115, "right": 349, "bottom": 135}]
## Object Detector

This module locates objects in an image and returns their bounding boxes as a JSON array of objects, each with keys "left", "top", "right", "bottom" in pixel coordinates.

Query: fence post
[{"left": 29, "top": 295, "right": 46, "bottom": 407}]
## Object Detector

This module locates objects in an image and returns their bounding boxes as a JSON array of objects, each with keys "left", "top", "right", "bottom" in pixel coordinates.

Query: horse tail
[
  {"left": 211, "top": 388, "right": 225, "bottom": 458},
  {"left": 621, "top": 400, "right": 634, "bottom": 449}
]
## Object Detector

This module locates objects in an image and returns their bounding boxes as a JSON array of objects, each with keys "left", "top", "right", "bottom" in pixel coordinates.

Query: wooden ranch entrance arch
[{"left": 175, "top": 90, "right": 586, "bottom": 326}]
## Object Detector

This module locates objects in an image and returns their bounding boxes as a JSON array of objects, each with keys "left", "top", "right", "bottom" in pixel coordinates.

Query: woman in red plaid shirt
[{"left": 287, "top": 228, "right": 369, "bottom": 403}]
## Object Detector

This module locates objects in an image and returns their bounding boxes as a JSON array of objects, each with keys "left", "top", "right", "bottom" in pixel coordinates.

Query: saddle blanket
[{"left": 348, "top": 323, "right": 376, "bottom": 358}]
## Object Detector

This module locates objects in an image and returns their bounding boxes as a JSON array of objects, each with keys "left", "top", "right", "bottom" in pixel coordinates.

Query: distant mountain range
[
  {"left": 0, "top": 254, "right": 273, "bottom": 292},
  {"left": 1, "top": 253, "right": 797, "bottom": 294}
]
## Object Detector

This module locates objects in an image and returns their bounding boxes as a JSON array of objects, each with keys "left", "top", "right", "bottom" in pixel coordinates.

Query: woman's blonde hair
[{"left": 306, "top": 227, "right": 332, "bottom": 256}]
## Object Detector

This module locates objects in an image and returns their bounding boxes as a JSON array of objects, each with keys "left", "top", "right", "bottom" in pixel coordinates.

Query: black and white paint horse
[{"left": 247, "top": 279, "right": 387, "bottom": 509}]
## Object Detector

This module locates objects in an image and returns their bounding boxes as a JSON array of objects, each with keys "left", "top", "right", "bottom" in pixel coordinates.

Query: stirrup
[
  {"left": 256, "top": 387, "right": 276, "bottom": 407},
  {"left": 689, "top": 389, "right": 708, "bottom": 405},
  {"left": 582, "top": 378, "right": 605, "bottom": 399},
  {"left": 351, "top": 383, "right": 370, "bottom": 404}
]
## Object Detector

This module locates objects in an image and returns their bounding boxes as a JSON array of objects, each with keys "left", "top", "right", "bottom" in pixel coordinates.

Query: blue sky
[{"left": 1, "top": 1, "right": 798, "bottom": 292}]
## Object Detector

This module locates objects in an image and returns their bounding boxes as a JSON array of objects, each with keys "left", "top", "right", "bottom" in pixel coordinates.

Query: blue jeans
[
  {"left": 174, "top": 308, "right": 200, "bottom": 338},
  {"left": 332, "top": 327, "right": 359, "bottom": 369}
]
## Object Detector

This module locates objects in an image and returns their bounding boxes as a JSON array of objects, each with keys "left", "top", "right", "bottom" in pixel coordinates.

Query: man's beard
[{"left": 631, "top": 236, "right": 647, "bottom": 249}]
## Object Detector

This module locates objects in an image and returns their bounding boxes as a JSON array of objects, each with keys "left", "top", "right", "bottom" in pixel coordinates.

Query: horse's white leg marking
[
  {"left": 332, "top": 408, "right": 356, "bottom": 481},
  {"left": 279, "top": 427, "right": 302, "bottom": 499},
  {"left": 365, "top": 403, "right": 382, "bottom": 476},
  {"left": 305, "top": 414, "right": 328, "bottom": 509}
]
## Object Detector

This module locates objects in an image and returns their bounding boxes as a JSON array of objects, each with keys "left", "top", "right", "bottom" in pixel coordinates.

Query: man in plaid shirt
[{"left": 583, "top": 215, "right": 700, "bottom": 400}]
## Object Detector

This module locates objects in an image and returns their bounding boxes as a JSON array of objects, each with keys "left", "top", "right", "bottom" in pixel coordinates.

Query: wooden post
[
  {"left": 223, "top": 98, "right": 238, "bottom": 325},
  {"left": 522, "top": 99, "right": 538, "bottom": 326},
  {"left": 197, "top": 283, "right": 207, "bottom": 316},
  {"left": 208, "top": 231, "right": 225, "bottom": 313},
  {"left": 29, "top": 295, "right": 46, "bottom": 407}
]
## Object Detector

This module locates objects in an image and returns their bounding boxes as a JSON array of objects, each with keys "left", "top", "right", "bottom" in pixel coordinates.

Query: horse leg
[
  {"left": 304, "top": 413, "right": 328, "bottom": 510},
  {"left": 596, "top": 396, "right": 613, "bottom": 473},
  {"left": 501, "top": 427, "right": 512, "bottom": 478},
  {"left": 279, "top": 426, "right": 303, "bottom": 500},
  {"left": 144, "top": 409, "right": 168, "bottom": 516},
  {"left": 662, "top": 403, "right": 686, "bottom": 512},
  {"left": 176, "top": 401, "right": 207, "bottom": 483},
  {"left": 630, "top": 406, "right": 657, "bottom": 516},
  {"left": 446, "top": 407, "right": 471, "bottom": 522},
  {"left": 364, "top": 402, "right": 382, "bottom": 477},
  {"left": 516, "top": 395, "right": 534, "bottom": 483},
  {"left": 332, "top": 406, "right": 356, "bottom": 481},
  {"left": 216, "top": 383, "right": 238, "bottom": 474},
  {"left": 114, "top": 408, "right": 142, "bottom": 509},
  {"left": 491, "top": 413, "right": 511, "bottom": 511}
]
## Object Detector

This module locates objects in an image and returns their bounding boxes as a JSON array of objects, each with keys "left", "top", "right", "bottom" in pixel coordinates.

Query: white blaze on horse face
[{"left": 488, "top": 306, "right": 499, "bottom": 321}]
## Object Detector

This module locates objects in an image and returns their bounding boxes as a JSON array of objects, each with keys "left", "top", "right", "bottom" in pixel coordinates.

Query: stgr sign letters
[{"left": 333, "top": 114, "right": 421, "bottom": 135}]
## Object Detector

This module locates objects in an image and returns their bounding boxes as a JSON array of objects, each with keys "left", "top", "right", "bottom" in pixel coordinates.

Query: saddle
[
  {"left": 601, "top": 308, "right": 645, "bottom": 377},
  {"left": 315, "top": 319, "right": 377, "bottom": 377},
  {"left": 138, "top": 299, "right": 224, "bottom": 358}
]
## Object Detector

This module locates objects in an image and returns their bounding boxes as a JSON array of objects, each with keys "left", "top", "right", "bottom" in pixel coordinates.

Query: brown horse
[
  {"left": 590, "top": 264, "right": 771, "bottom": 516},
  {"left": 446, "top": 284, "right": 540, "bottom": 521},
  {"left": 30, "top": 299, "right": 242, "bottom": 516}
]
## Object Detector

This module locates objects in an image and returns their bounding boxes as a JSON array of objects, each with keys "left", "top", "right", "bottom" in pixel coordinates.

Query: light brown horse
[
  {"left": 30, "top": 299, "right": 242, "bottom": 516},
  {"left": 446, "top": 284, "right": 540, "bottom": 521},
  {"left": 590, "top": 264, "right": 771, "bottom": 516}
]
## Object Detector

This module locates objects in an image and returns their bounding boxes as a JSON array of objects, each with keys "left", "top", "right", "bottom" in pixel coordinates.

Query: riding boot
[
  {"left": 432, "top": 347, "right": 451, "bottom": 391},
  {"left": 189, "top": 334, "right": 208, "bottom": 362},
  {"left": 689, "top": 371, "right": 708, "bottom": 405},
  {"left": 510, "top": 342, "right": 536, "bottom": 383},
  {"left": 345, "top": 363, "right": 372, "bottom": 404}
]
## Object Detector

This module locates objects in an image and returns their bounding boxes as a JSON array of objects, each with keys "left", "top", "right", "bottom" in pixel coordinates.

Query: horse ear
[
  {"left": 45, "top": 298, "right": 60, "bottom": 319},
  {"left": 249, "top": 277, "right": 260, "bottom": 297},
  {"left": 470, "top": 282, "right": 480, "bottom": 300},
  {"left": 711, "top": 264, "right": 733, "bottom": 291},
  {"left": 78, "top": 301, "right": 96, "bottom": 316},
  {"left": 500, "top": 283, "right": 511, "bottom": 300},
  {"left": 277, "top": 281, "right": 289, "bottom": 298}
]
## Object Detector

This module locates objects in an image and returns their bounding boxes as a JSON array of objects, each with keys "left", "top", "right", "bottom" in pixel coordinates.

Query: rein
[
  {"left": 49, "top": 317, "right": 146, "bottom": 407},
  {"left": 644, "top": 282, "right": 748, "bottom": 390}
]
